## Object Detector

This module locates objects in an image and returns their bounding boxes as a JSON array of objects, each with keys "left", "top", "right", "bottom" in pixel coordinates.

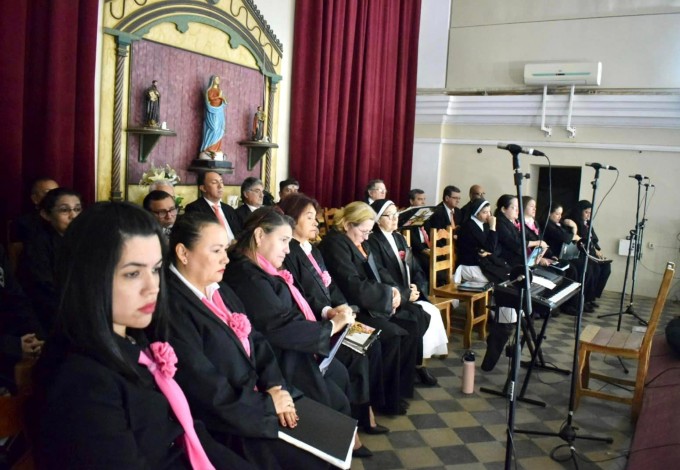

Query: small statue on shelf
[
  {"left": 199, "top": 75, "right": 227, "bottom": 160},
  {"left": 251, "top": 105, "right": 266, "bottom": 141},
  {"left": 144, "top": 80, "right": 161, "bottom": 127}
]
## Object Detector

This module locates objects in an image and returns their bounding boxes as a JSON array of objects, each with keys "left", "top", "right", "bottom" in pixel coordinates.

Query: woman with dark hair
[
  {"left": 317, "top": 202, "right": 421, "bottom": 415},
  {"left": 568, "top": 200, "right": 612, "bottom": 309},
  {"left": 494, "top": 194, "right": 547, "bottom": 268},
  {"left": 165, "top": 212, "right": 329, "bottom": 468},
  {"left": 33, "top": 202, "right": 249, "bottom": 469},
  {"left": 20, "top": 187, "right": 82, "bottom": 332},
  {"left": 279, "top": 193, "right": 389, "bottom": 434},
  {"left": 367, "top": 199, "right": 447, "bottom": 362},
  {"left": 223, "top": 207, "right": 372, "bottom": 457}
]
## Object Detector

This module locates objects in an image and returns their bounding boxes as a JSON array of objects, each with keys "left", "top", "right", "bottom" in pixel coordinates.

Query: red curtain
[
  {"left": 289, "top": 0, "right": 421, "bottom": 208},
  {"left": 0, "top": 0, "right": 97, "bottom": 239}
]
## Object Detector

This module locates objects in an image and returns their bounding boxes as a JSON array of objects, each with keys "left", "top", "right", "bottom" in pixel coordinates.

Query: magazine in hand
[
  {"left": 319, "top": 326, "right": 349, "bottom": 376},
  {"left": 342, "top": 322, "right": 381, "bottom": 355},
  {"left": 278, "top": 396, "right": 356, "bottom": 469},
  {"left": 397, "top": 206, "right": 436, "bottom": 228}
]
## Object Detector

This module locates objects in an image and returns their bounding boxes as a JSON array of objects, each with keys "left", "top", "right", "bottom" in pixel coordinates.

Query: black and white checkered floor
[{"left": 352, "top": 290, "right": 680, "bottom": 469}]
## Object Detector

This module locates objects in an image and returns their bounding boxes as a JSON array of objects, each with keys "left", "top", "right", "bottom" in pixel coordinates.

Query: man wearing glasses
[
  {"left": 427, "top": 185, "right": 463, "bottom": 231},
  {"left": 235, "top": 176, "right": 265, "bottom": 226},
  {"left": 364, "top": 179, "right": 387, "bottom": 205},
  {"left": 143, "top": 190, "right": 177, "bottom": 238}
]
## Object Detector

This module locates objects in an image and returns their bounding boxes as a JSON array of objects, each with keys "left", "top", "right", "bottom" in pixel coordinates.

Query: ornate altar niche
[{"left": 97, "top": 0, "right": 282, "bottom": 205}]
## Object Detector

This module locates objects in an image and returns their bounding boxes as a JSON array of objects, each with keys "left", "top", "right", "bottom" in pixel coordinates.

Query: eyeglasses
[
  {"left": 151, "top": 207, "right": 177, "bottom": 218},
  {"left": 353, "top": 225, "right": 372, "bottom": 236},
  {"left": 371, "top": 188, "right": 387, "bottom": 194},
  {"left": 247, "top": 188, "right": 264, "bottom": 195},
  {"left": 54, "top": 206, "right": 82, "bottom": 215},
  {"left": 380, "top": 212, "right": 398, "bottom": 219}
]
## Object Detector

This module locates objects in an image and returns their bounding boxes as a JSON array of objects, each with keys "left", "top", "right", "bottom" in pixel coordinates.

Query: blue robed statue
[{"left": 199, "top": 75, "right": 227, "bottom": 160}]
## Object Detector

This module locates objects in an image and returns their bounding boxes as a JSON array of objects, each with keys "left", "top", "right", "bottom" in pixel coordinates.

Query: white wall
[
  {"left": 416, "top": 0, "right": 451, "bottom": 89},
  {"left": 447, "top": 0, "right": 680, "bottom": 90}
]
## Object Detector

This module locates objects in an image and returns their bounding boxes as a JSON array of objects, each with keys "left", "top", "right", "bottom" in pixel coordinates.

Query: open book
[
  {"left": 398, "top": 206, "right": 435, "bottom": 228},
  {"left": 342, "top": 322, "right": 381, "bottom": 355}
]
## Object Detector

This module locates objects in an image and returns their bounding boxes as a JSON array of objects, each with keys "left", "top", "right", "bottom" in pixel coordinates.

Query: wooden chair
[
  {"left": 0, "top": 359, "right": 38, "bottom": 469},
  {"left": 429, "top": 227, "right": 489, "bottom": 349},
  {"left": 319, "top": 208, "right": 339, "bottom": 239},
  {"left": 400, "top": 228, "right": 451, "bottom": 355},
  {"left": 576, "top": 261, "right": 675, "bottom": 421}
]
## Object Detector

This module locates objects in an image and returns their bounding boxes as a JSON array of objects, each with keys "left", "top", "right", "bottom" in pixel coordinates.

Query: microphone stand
[
  {"left": 497, "top": 147, "right": 535, "bottom": 470},
  {"left": 599, "top": 177, "right": 647, "bottom": 326},
  {"left": 515, "top": 166, "right": 612, "bottom": 465}
]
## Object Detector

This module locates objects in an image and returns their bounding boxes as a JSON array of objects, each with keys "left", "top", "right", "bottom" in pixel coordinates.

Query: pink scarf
[
  {"left": 306, "top": 252, "right": 332, "bottom": 288},
  {"left": 201, "top": 291, "right": 252, "bottom": 357},
  {"left": 525, "top": 219, "right": 539, "bottom": 236},
  {"left": 256, "top": 254, "right": 317, "bottom": 322},
  {"left": 138, "top": 342, "right": 215, "bottom": 470}
]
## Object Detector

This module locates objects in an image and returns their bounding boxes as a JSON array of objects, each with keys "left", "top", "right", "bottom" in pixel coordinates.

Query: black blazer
[
  {"left": 456, "top": 219, "right": 498, "bottom": 266},
  {"left": 544, "top": 220, "right": 576, "bottom": 257},
  {"left": 35, "top": 335, "right": 248, "bottom": 470},
  {"left": 495, "top": 215, "right": 525, "bottom": 267},
  {"left": 282, "top": 239, "right": 347, "bottom": 318},
  {"left": 223, "top": 254, "right": 339, "bottom": 408},
  {"left": 184, "top": 198, "right": 242, "bottom": 238},
  {"left": 426, "top": 202, "right": 461, "bottom": 231},
  {"left": 234, "top": 204, "right": 254, "bottom": 227},
  {"left": 317, "top": 229, "right": 395, "bottom": 318},
  {"left": 166, "top": 273, "right": 285, "bottom": 439}
]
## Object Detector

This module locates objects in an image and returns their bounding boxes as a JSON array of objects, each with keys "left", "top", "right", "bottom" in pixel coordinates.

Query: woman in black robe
[
  {"left": 223, "top": 207, "right": 372, "bottom": 457},
  {"left": 279, "top": 194, "right": 389, "bottom": 434},
  {"left": 317, "top": 201, "right": 422, "bottom": 415},
  {"left": 165, "top": 213, "right": 330, "bottom": 468}
]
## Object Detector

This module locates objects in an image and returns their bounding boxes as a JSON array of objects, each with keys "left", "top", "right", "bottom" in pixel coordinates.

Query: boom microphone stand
[
  {"left": 599, "top": 175, "right": 648, "bottom": 327},
  {"left": 515, "top": 164, "right": 613, "bottom": 465},
  {"left": 494, "top": 144, "right": 536, "bottom": 469}
]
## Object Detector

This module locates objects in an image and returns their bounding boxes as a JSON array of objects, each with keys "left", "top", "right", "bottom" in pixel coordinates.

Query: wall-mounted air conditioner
[{"left": 524, "top": 62, "right": 602, "bottom": 86}]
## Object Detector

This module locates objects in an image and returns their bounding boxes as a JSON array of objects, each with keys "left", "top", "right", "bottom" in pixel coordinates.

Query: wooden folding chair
[
  {"left": 429, "top": 227, "right": 489, "bottom": 349},
  {"left": 576, "top": 261, "right": 675, "bottom": 421}
]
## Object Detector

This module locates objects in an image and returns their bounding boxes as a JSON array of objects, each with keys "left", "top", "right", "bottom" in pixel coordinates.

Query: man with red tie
[
  {"left": 184, "top": 171, "right": 242, "bottom": 243},
  {"left": 425, "top": 185, "right": 463, "bottom": 232}
]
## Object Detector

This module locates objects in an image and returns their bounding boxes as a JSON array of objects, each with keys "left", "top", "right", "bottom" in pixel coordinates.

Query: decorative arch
[{"left": 98, "top": 0, "right": 282, "bottom": 202}]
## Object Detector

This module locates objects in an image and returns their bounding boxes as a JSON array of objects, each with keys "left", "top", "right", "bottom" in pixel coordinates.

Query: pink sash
[
  {"left": 201, "top": 291, "right": 252, "bottom": 357},
  {"left": 138, "top": 343, "right": 214, "bottom": 470},
  {"left": 256, "top": 254, "right": 317, "bottom": 322}
]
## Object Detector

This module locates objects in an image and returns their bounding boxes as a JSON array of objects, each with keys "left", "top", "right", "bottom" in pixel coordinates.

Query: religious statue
[
  {"left": 199, "top": 75, "right": 227, "bottom": 160},
  {"left": 251, "top": 105, "right": 266, "bottom": 141},
  {"left": 144, "top": 80, "right": 161, "bottom": 127}
]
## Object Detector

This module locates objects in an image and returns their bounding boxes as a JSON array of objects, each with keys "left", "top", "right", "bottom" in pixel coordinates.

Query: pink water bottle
[{"left": 462, "top": 351, "right": 475, "bottom": 394}]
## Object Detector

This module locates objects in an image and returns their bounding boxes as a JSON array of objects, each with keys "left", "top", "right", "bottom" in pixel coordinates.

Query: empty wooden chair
[
  {"left": 429, "top": 227, "right": 489, "bottom": 349},
  {"left": 576, "top": 261, "right": 675, "bottom": 421}
]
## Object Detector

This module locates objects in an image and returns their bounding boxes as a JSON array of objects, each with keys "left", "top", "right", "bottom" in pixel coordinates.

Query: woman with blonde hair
[{"left": 318, "top": 201, "right": 421, "bottom": 415}]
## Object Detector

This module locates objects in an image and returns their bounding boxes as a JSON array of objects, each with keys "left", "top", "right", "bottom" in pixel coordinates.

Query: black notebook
[{"left": 278, "top": 396, "right": 357, "bottom": 468}]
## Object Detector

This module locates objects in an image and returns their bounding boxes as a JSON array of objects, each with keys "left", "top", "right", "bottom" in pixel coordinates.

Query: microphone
[
  {"left": 585, "top": 162, "right": 617, "bottom": 171},
  {"left": 497, "top": 143, "right": 546, "bottom": 157},
  {"left": 628, "top": 174, "right": 649, "bottom": 181}
]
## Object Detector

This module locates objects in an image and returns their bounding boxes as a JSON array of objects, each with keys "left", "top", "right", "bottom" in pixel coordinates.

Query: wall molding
[
  {"left": 416, "top": 94, "right": 680, "bottom": 129},
  {"left": 414, "top": 137, "right": 680, "bottom": 154}
]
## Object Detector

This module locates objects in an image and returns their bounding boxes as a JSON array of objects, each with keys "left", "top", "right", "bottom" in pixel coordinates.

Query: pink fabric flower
[
  {"left": 149, "top": 342, "right": 178, "bottom": 378},
  {"left": 398, "top": 250, "right": 406, "bottom": 260},
  {"left": 227, "top": 313, "right": 252, "bottom": 341},
  {"left": 320, "top": 270, "right": 332, "bottom": 288},
  {"left": 278, "top": 269, "right": 294, "bottom": 285}
]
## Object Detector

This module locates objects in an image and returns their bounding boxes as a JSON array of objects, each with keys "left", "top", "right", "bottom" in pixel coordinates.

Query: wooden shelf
[
  {"left": 238, "top": 140, "right": 279, "bottom": 170},
  {"left": 126, "top": 127, "right": 177, "bottom": 162}
]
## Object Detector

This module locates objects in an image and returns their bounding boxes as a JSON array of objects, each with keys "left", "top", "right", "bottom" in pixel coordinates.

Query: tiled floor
[{"left": 351, "top": 290, "right": 680, "bottom": 469}]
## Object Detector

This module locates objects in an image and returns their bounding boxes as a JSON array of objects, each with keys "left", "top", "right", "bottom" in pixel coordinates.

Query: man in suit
[
  {"left": 426, "top": 185, "right": 462, "bottom": 231},
  {"left": 278, "top": 177, "right": 299, "bottom": 201},
  {"left": 459, "top": 184, "right": 486, "bottom": 223},
  {"left": 399, "top": 189, "right": 430, "bottom": 274},
  {"left": 184, "top": 171, "right": 241, "bottom": 242},
  {"left": 364, "top": 179, "right": 387, "bottom": 205},
  {"left": 235, "top": 177, "right": 264, "bottom": 226},
  {"left": 142, "top": 190, "right": 177, "bottom": 238}
]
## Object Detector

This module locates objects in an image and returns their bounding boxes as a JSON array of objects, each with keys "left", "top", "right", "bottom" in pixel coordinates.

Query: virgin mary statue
[{"left": 199, "top": 75, "right": 227, "bottom": 160}]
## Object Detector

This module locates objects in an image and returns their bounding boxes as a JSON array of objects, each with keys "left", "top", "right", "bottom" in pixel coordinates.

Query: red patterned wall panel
[{"left": 127, "top": 40, "right": 266, "bottom": 187}]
